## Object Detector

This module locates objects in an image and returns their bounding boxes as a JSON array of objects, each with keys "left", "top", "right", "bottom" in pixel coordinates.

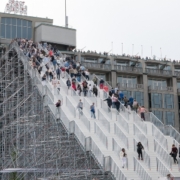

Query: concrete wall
[{"left": 35, "top": 24, "right": 76, "bottom": 47}]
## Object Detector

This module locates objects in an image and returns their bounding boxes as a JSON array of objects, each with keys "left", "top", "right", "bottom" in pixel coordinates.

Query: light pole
[
  {"left": 132, "top": 44, "right": 134, "bottom": 56},
  {"left": 151, "top": 46, "right": 152, "bottom": 58},
  {"left": 141, "top": 45, "right": 143, "bottom": 57},
  {"left": 160, "top": 48, "right": 162, "bottom": 59},
  {"left": 122, "top": 43, "right": 123, "bottom": 55},
  {"left": 65, "top": 0, "right": 68, "bottom": 27}
]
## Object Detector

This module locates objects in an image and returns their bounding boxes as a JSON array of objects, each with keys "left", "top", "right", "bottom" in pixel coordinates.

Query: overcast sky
[{"left": 1, "top": 0, "right": 180, "bottom": 60}]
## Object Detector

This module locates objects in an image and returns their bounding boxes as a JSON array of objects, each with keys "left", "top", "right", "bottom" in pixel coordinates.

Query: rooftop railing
[{"left": 145, "top": 68, "right": 172, "bottom": 76}]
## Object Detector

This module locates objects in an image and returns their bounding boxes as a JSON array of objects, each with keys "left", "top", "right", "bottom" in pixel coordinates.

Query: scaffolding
[{"left": 0, "top": 45, "right": 114, "bottom": 180}]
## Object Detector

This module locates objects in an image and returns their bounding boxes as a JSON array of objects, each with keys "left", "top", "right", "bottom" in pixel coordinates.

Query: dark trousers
[
  {"left": 57, "top": 74, "right": 60, "bottom": 80},
  {"left": 172, "top": 153, "right": 178, "bottom": 163},
  {"left": 137, "top": 150, "right": 143, "bottom": 159}
]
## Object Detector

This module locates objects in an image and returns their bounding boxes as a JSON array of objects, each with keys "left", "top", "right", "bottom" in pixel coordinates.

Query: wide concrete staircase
[{"left": 12, "top": 42, "right": 180, "bottom": 180}]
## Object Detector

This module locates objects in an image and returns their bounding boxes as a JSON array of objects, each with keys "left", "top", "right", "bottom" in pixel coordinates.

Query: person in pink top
[{"left": 139, "top": 106, "right": 147, "bottom": 121}]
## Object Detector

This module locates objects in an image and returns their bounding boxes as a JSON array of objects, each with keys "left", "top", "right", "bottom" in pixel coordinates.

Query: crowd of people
[{"left": 13, "top": 39, "right": 179, "bottom": 178}]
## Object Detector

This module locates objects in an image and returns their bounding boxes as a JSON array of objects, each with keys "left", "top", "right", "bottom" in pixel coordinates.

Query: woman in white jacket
[{"left": 120, "top": 148, "right": 127, "bottom": 168}]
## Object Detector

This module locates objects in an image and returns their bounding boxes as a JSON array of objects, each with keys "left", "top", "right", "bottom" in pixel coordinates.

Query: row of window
[
  {"left": 153, "top": 111, "right": 175, "bottom": 126},
  {"left": 149, "top": 93, "right": 174, "bottom": 109},
  {"left": 0, "top": 18, "right": 32, "bottom": 39},
  {"left": 1, "top": 17, "right": 32, "bottom": 27}
]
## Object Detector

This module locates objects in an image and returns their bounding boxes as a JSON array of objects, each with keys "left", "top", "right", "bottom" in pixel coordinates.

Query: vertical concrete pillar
[
  {"left": 78, "top": 52, "right": 81, "bottom": 63},
  {"left": 111, "top": 71, "right": 117, "bottom": 88},
  {"left": 143, "top": 74, "right": 149, "bottom": 109},
  {"left": 172, "top": 77, "right": 179, "bottom": 131}
]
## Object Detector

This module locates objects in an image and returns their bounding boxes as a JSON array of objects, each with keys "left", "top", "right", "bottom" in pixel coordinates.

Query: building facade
[
  {"left": 0, "top": 12, "right": 76, "bottom": 50},
  {"left": 61, "top": 51, "right": 180, "bottom": 130}
]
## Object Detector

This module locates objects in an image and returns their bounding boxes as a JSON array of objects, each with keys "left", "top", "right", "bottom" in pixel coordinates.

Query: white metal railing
[
  {"left": 112, "top": 138, "right": 128, "bottom": 169},
  {"left": 154, "top": 139, "right": 172, "bottom": 169},
  {"left": 133, "top": 157, "right": 152, "bottom": 180},
  {"left": 94, "top": 123, "right": 108, "bottom": 149},
  {"left": 114, "top": 124, "right": 128, "bottom": 149},
  {"left": 79, "top": 114, "right": 90, "bottom": 131},
  {"left": 133, "top": 124, "right": 148, "bottom": 150},
  {"left": 117, "top": 114, "right": 129, "bottom": 134},
  {"left": 156, "top": 158, "right": 171, "bottom": 176},
  {"left": 91, "top": 140, "right": 104, "bottom": 166},
  {"left": 133, "top": 139, "right": 150, "bottom": 170},
  {"left": 66, "top": 97, "right": 76, "bottom": 117},
  {"left": 133, "top": 112, "right": 147, "bottom": 135},
  {"left": 74, "top": 123, "right": 86, "bottom": 147},
  {"left": 111, "top": 158, "right": 127, "bottom": 180},
  {"left": 97, "top": 109, "right": 110, "bottom": 132},
  {"left": 152, "top": 124, "right": 168, "bottom": 150}
]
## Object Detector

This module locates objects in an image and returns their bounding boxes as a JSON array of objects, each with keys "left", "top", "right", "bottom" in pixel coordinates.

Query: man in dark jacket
[
  {"left": 66, "top": 78, "right": 71, "bottom": 89},
  {"left": 56, "top": 67, "right": 61, "bottom": 80},
  {"left": 104, "top": 96, "right": 112, "bottom": 112}
]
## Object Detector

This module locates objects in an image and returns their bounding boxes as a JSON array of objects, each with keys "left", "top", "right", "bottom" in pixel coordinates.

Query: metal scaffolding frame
[{"left": 0, "top": 45, "right": 113, "bottom": 180}]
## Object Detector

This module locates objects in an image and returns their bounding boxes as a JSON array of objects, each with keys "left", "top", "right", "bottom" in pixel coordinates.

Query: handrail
[
  {"left": 156, "top": 157, "right": 171, "bottom": 176},
  {"left": 133, "top": 139, "right": 150, "bottom": 169},
  {"left": 152, "top": 124, "right": 168, "bottom": 150},
  {"left": 133, "top": 124, "right": 148, "bottom": 150},
  {"left": 114, "top": 123, "right": 128, "bottom": 149},
  {"left": 133, "top": 157, "right": 152, "bottom": 180},
  {"left": 154, "top": 139, "right": 172, "bottom": 169},
  {"left": 111, "top": 158, "right": 127, "bottom": 180},
  {"left": 117, "top": 114, "right": 129, "bottom": 134},
  {"left": 66, "top": 96, "right": 76, "bottom": 117},
  {"left": 133, "top": 112, "right": 147, "bottom": 135},
  {"left": 112, "top": 138, "right": 128, "bottom": 169},
  {"left": 94, "top": 123, "right": 108, "bottom": 149}
]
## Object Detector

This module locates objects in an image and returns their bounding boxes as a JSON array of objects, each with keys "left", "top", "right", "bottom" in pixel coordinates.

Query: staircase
[{"left": 11, "top": 42, "right": 180, "bottom": 180}]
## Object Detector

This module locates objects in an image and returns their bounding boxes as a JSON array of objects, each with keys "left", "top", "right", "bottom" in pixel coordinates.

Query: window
[
  {"left": 152, "top": 111, "right": 163, "bottom": 123},
  {"left": 0, "top": 24, "right": 5, "bottom": 38},
  {"left": 0, "top": 17, "right": 32, "bottom": 39},
  {"left": 151, "top": 93, "right": 162, "bottom": 108},
  {"left": 122, "top": 91, "right": 131, "bottom": 99},
  {"left": 133, "top": 91, "right": 144, "bottom": 106},
  {"left": 117, "top": 76, "right": 137, "bottom": 84},
  {"left": 165, "top": 112, "right": 175, "bottom": 126},
  {"left": 164, "top": 94, "right": 174, "bottom": 109},
  {"left": 148, "top": 79, "right": 167, "bottom": 87}
]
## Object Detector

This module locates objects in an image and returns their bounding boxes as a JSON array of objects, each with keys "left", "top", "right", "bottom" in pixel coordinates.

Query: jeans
[
  {"left": 76, "top": 76, "right": 81, "bottom": 82},
  {"left": 57, "top": 74, "right": 60, "bottom": 80},
  {"left": 55, "top": 107, "right": 61, "bottom": 118},
  {"left": 91, "top": 111, "right": 96, "bottom": 119}
]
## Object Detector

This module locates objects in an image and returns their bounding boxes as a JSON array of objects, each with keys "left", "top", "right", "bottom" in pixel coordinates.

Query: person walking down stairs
[
  {"left": 170, "top": 144, "right": 178, "bottom": 164},
  {"left": 77, "top": 99, "right": 83, "bottom": 115},
  {"left": 90, "top": 103, "right": 96, "bottom": 119},
  {"left": 66, "top": 78, "right": 71, "bottom": 90},
  {"left": 137, "top": 142, "right": 144, "bottom": 160},
  {"left": 55, "top": 100, "right": 61, "bottom": 119},
  {"left": 120, "top": 148, "right": 127, "bottom": 168}
]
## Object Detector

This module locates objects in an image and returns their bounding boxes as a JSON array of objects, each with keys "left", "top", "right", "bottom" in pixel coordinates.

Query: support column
[
  {"left": 143, "top": 74, "right": 149, "bottom": 109},
  {"left": 172, "top": 77, "right": 179, "bottom": 131},
  {"left": 111, "top": 70, "right": 117, "bottom": 88},
  {"left": 78, "top": 52, "right": 81, "bottom": 63}
]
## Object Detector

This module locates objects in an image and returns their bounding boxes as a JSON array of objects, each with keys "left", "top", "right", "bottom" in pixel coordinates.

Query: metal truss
[{"left": 0, "top": 46, "right": 114, "bottom": 180}]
